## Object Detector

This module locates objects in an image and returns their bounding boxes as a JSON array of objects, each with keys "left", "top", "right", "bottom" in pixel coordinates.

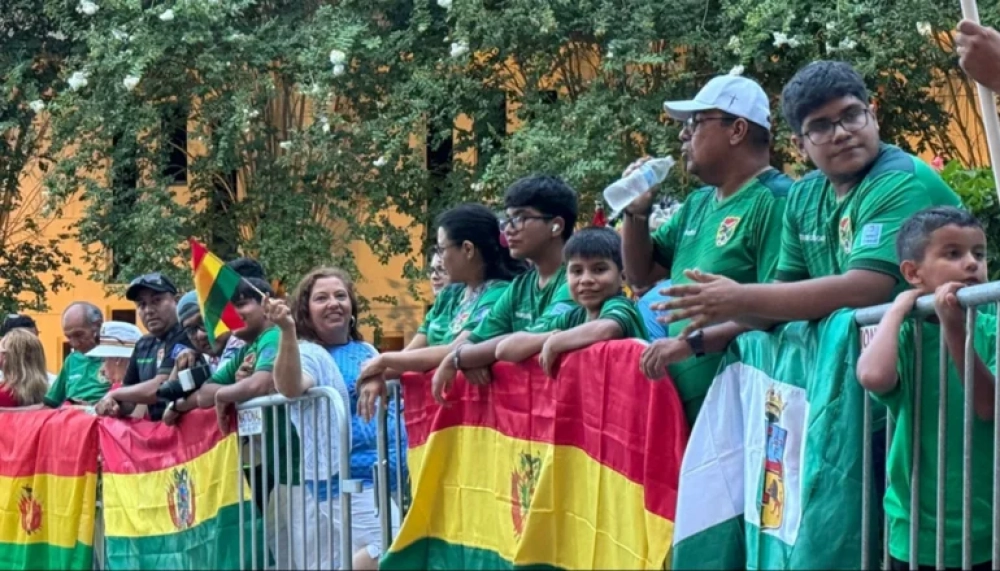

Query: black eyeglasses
[
  {"left": 802, "top": 106, "right": 871, "bottom": 145},
  {"left": 499, "top": 215, "right": 553, "bottom": 232},
  {"left": 683, "top": 115, "right": 737, "bottom": 134}
]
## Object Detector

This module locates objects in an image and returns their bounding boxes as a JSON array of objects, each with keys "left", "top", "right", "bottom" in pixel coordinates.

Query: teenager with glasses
[{"left": 430, "top": 175, "right": 579, "bottom": 404}]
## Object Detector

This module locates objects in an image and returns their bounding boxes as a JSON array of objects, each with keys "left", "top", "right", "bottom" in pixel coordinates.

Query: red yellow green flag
[
  {"left": 383, "top": 340, "right": 690, "bottom": 569},
  {"left": 99, "top": 409, "right": 261, "bottom": 569},
  {"left": 0, "top": 408, "right": 99, "bottom": 570},
  {"left": 188, "top": 238, "right": 245, "bottom": 344}
]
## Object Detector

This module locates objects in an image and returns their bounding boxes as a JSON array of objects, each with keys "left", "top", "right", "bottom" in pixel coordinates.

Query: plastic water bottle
[{"left": 603, "top": 157, "right": 676, "bottom": 216}]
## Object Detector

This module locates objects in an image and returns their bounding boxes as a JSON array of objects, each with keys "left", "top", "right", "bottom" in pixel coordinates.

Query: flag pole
[
  {"left": 239, "top": 276, "right": 268, "bottom": 300},
  {"left": 958, "top": 0, "right": 1000, "bottom": 199}
]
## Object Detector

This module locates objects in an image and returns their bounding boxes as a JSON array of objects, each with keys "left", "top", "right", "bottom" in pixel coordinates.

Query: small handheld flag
[{"left": 188, "top": 238, "right": 246, "bottom": 344}]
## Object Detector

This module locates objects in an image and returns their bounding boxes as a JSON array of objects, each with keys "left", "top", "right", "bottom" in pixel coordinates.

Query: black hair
[
  {"left": 1, "top": 315, "right": 37, "bottom": 337},
  {"left": 896, "top": 207, "right": 983, "bottom": 263},
  {"left": 436, "top": 204, "right": 528, "bottom": 281},
  {"left": 503, "top": 175, "right": 579, "bottom": 241},
  {"left": 562, "top": 226, "right": 623, "bottom": 270},
  {"left": 781, "top": 61, "right": 869, "bottom": 135},
  {"left": 226, "top": 257, "right": 267, "bottom": 280},
  {"left": 233, "top": 277, "right": 274, "bottom": 304}
]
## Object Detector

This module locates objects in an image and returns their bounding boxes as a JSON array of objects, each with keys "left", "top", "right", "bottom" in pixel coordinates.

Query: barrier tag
[
  {"left": 238, "top": 408, "right": 264, "bottom": 436},
  {"left": 860, "top": 325, "right": 878, "bottom": 351}
]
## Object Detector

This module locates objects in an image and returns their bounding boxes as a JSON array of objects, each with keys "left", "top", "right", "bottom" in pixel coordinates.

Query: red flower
[{"left": 931, "top": 156, "right": 945, "bottom": 171}]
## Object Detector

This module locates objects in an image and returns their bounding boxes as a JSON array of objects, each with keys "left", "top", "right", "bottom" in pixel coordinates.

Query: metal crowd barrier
[
  {"left": 235, "top": 386, "right": 354, "bottom": 570},
  {"left": 375, "top": 380, "right": 408, "bottom": 549},
  {"left": 856, "top": 281, "right": 1000, "bottom": 571}
]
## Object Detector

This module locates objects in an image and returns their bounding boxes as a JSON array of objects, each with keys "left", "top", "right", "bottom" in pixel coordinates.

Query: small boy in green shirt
[
  {"left": 497, "top": 227, "right": 647, "bottom": 377},
  {"left": 857, "top": 206, "right": 995, "bottom": 570}
]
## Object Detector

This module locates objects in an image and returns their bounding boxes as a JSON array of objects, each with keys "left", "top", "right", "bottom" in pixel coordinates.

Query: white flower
[
  {"left": 772, "top": 32, "right": 790, "bottom": 47},
  {"left": 46, "top": 31, "right": 68, "bottom": 40},
  {"left": 77, "top": 0, "right": 99, "bottom": 16},
  {"left": 417, "top": 23, "right": 428, "bottom": 32},
  {"left": 838, "top": 37, "right": 857, "bottom": 50},
  {"left": 332, "top": 64, "right": 346, "bottom": 77},
  {"left": 373, "top": 156, "right": 388, "bottom": 168},
  {"left": 787, "top": 37, "right": 801, "bottom": 48},
  {"left": 320, "top": 117, "right": 331, "bottom": 133},
  {"left": 67, "top": 70, "right": 89, "bottom": 91},
  {"left": 729, "top": 64, "right": 745, "bottom": 76},
  {"left": 917, "top": 22, "right": 933, "bottom": 36},
  {"left": 112, "top": 28, "right": 129, "bottom": 41},
  {"left": 329, "top": 49, "right": 347, "bottom": 66},
  {"left": 437, "top": 0, "right": 452, "bottom": 9},
  {"left": 727, "top": 35, "right": 741, "bottom": 52},
  {"left": 826, "top": 22, "right": 837, "bottom": 31},
  {"left": 159, "top": 9, "right": 175, "bottom": 21},
  {"left": 122, "top": 75, "right": 140, "bottom": 91},
  {"left": 471, "top": 182, "right": 484, "bottom": 193},
  {"left": 605, "top": 49, "right": 614, "bottom": 59},
  {"left": 449, "top": 41, "right": 469, "bottom": 58},
  {"left": 279, "top": 141, "right": 293, "bottom": 150},
  {"left": 28, "top": 100, "right": 46, "bottom": 113},
  {"left": 247, "top": 109, "right": 260, "bottom": 118}
]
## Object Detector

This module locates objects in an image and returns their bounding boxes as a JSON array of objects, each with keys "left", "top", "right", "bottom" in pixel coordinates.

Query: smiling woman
[{"left": 285, "top": 266, "right": 408, "bottom": 570}]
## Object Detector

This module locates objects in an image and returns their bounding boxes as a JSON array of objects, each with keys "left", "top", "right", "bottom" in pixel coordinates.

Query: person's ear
[
  {"left": 730, "top": 118, "right": 749, "bottom": 146},
  {"left": 900, "top": 259, "right": 922, "bottom": 289},
  {"left": 550, "top": 216, "right": 565, "bottom": 236}
]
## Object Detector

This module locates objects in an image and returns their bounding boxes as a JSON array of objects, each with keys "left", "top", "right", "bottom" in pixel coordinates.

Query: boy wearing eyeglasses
[
  {"left": 431, "top": 174, "right": 579, "bottom": 404},
  {"left": 658, "top": 60, "right": 962, "bottom": 338}
]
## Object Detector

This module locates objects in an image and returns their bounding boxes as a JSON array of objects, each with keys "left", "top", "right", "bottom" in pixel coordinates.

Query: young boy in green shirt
[
  {"left": 857, "top": 206, "right": 995, "bottom": 570},
  {"left": 497, "top": 227, "right": 647, "bottom": 377},
  {"left": 432, "top": 175, "right": 579, "bottom": 404}
]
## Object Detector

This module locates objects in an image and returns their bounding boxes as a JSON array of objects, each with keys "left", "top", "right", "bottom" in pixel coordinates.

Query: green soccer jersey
[
  {"left": 418, "top": 281, "right": 511, "bottom": 347},
  {"left": 210, "top": 326, "right": 300, "bottom": 486},
  {"left": 651, "top": 168, "right": 791, "bottom": 423},
  {"left": 44, "top": 352, "right": 108, "bottom": 406},
  {"left": 468, "top": 266, "right": 577, "bottom": 343},
  {"left": 776, "top": 144, "right": 962, "bottom": 297},
  {"left": 872, "top": 316, "right": 996, "bottom": 567},
  {"left": 549, "top": 295, "right": 649, "bottom": 341}
]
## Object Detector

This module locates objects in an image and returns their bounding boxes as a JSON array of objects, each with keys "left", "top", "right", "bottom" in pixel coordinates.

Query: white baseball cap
[
  {"left": 86, "top": 321, "right": 142, "bottom": 359},
  {"left": 663, "top": 75, "right": 772, "bottom": 130}
]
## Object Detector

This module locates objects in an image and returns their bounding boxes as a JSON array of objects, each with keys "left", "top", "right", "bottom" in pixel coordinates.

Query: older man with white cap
[
  {"left": 619, "top": 72, "right": 793, "bottom": 424},
  {"left": 84, "top": 321, "right": 143, "bottom": 390}
]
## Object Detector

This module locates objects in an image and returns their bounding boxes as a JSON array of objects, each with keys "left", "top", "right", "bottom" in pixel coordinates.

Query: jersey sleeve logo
[
  {"left": 715, "top": 216, "right": 742, "bottom": 246},
  {"left": 839, "top": 216, "right": 853, "bottom": 254},
  {"left": 860, "top": 223, "right": 883, "bottom": 247}
]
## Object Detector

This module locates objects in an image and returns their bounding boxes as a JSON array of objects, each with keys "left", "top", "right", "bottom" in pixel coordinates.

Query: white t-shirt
[{"left": 290, "top": 341, "right": 351, "bottom": 485}]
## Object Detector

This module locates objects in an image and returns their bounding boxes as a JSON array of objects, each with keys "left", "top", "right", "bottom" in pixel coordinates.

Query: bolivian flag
[
  {"left": 99, "top": 409, "right": 258, "bottom": 569},
  {"left": 189, "top": 238, "right": 245, "bottom": 344},
  {"left": 382, "top": 340, "right": 689, "bottom": 569},
  {"left": 0, "top": 409, "right": 99, "bottom": 570}
]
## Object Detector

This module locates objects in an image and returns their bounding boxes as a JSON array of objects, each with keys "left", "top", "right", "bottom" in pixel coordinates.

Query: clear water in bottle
[{"left": 603, "top": 157, "right": 676, "bottom": 217}]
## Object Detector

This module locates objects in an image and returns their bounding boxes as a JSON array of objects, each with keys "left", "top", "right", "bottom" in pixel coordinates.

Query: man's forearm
[
  {"left": 738, "top": 274, "right": 895, "bottom": 322},
  {"left": 196, "top": 383, "right": 223, "bottom": 409},
  {"left": 621, "top": 214, "right": 659, "bottom": 288},
  {"left": 109, "top": 377, "right": 163, "bottom": 405},
  {"left": 216, "top": 373, "right": 275, "bottom": 404}
]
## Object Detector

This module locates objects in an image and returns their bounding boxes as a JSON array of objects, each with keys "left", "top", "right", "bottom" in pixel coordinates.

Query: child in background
[
  {"left": 857, "top": 206, "right": 995, "bottom": 571},
  {"left": 497, "top": 227, "right": 647, "bottom": 377}
]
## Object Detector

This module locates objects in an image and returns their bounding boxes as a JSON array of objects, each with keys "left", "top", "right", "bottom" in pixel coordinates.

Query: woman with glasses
[
  {"left": 427, "top": 250, "right": 450, "bottom": 299},
  {"left": 356, "top": 203, "right": 526, "bottom": 418}
]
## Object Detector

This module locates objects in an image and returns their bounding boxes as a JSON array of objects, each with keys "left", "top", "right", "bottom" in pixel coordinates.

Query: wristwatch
[
  {"left": 453, "top": 344, "right": 467, "bottom": 371},
  {"left": 685, "top": 330, "right": 706, "bottom": 358}
]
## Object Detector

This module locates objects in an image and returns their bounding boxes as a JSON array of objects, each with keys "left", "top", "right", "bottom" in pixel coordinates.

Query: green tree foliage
[
  {"left": 4, "top": 0, "right": 996, "bottom": 318},
  {"left": 0, "top": 2, "right": 75, "bottom": 313}
]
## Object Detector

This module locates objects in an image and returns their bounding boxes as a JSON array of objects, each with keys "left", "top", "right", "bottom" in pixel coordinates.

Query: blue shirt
[
  {"left": 637, "top": 279, "right": 672, "bottom": 340},
  {"left": 310, "top": 341, "right": 408, "bottom": 500}
]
